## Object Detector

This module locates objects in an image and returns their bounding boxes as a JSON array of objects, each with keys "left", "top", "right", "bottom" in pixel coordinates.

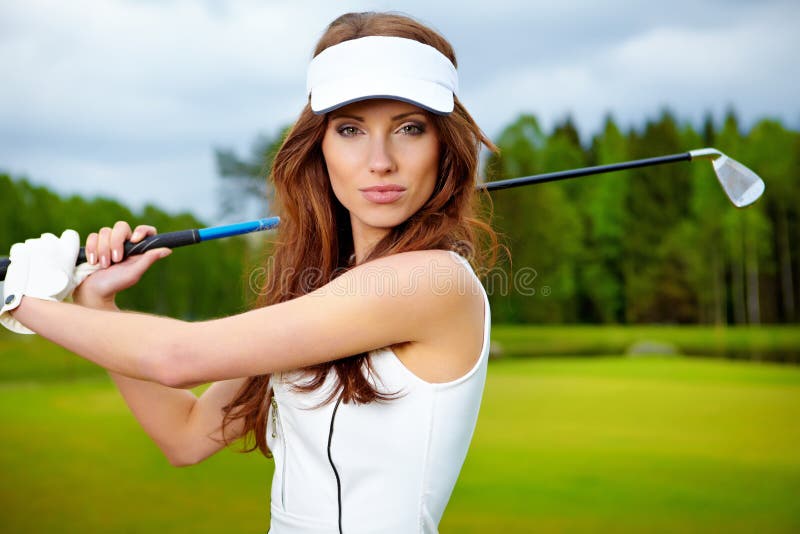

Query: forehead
[{"left": 327, "top": 98, "right": 429, "bottom": 119}]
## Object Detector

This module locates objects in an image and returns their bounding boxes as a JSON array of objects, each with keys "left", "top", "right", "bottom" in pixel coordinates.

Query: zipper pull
[{"left": 271, "top": 397, "right": 278, "bottom": 438}]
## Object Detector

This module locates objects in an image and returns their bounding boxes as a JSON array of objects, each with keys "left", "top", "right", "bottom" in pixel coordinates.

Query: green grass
[
  {"left": 1, "top": 355, "right": 799, "bottom": 532},
  {"left": 491, "top": 324, "right": 800, "bottom": 359},
  {"left": 443, "top": 356, "right": 800, "bottom": 532},
  {"left": 0, "top": 379, "right": 272, "bottom": 533}
]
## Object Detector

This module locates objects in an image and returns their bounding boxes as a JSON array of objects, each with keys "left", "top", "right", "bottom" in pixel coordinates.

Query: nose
[{"left": 368, "top": 137, "right": 395, "bottom": 175}]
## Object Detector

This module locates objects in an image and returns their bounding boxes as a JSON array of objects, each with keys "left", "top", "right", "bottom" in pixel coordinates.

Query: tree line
[
  {"left": 0, "top": 175, "right": 262, "bottom": 319},
  {"left": 485, "top": 110, "right": 797, "bottom": 325},
  {"left": 2, "top": 108, "right": 797, "bottom": 324}
]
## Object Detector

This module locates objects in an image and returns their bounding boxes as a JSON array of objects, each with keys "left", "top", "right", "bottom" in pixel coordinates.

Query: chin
[{"left": 360, "top": 211, "right": 413, "bottom": 230}]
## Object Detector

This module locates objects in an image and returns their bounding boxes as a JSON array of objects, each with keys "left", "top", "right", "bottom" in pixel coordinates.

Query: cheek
[
  {"left": 418, "top": 141, "right": 440, "bottom": 196},
  {"left": 322, "top": 135, "right": 362, "bottom": 183},
  {"left": 326, "top": 169, "right": 351, "bottom": 211},
  {"left": 322, "top": 136, "right": 348, "bottom": 195},
  {"left": 321, "top": 134, "right": 339, "bottom": 177},
  {"left": 322, "top": 137, "right": 359, "bottom": 210}
]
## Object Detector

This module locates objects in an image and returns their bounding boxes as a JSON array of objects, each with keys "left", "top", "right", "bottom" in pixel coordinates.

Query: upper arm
[
  {"left": 167, "top": 250, "right": 474, "bottom": 387},
  {"left": 180, "top": 377, "right": 250, "bottom": 464}
]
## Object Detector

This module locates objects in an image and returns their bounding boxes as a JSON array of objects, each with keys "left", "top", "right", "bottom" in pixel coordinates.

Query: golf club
[
  {"left": 479, "top": 148, "right": 765, "bottom": 208},
  {"left": 0, "top": 217, "right": 281, "bottom": 281},
  {"left": 0, "top": 147, "right": 764, "bottom": 281}
]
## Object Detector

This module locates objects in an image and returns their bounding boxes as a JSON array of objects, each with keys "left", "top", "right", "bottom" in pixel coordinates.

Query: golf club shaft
[
  {"left": 0, "top": 150, "right": 712, "bottom": 281},
  {"left": 478, "top": 152, "right": 691, "bottom": 191}
]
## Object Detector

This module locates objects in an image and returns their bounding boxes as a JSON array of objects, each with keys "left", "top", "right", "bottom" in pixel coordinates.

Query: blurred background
[{"left": 1, "top": 1, "right": 798, "bottom": 532}]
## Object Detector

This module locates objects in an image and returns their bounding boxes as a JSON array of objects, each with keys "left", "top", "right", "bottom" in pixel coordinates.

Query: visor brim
[{"left": 310, "top": 77, "right": 454, "bottom": 115}]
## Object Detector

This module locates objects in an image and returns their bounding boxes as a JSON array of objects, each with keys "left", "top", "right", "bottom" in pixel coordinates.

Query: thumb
[
  {"left": 138, "top": 248, "right": 172, "bottom": 265},
  {"left": 121, "top": 248, "right": 172, "bottom": 281},
  {"left": 59, "top": 229, "right": 80, "bottom": 267}
]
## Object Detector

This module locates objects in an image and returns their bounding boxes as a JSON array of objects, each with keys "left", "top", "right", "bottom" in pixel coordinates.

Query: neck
[{"left": 351, "top": 219, "right": 390, "bottom": 264}]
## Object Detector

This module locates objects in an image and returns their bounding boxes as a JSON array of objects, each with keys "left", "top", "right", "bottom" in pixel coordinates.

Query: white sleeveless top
[{"left": 267, "top": 252, "right": 491, "bottom": 533}]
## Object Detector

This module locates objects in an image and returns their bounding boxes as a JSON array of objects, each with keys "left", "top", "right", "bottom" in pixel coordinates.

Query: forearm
[
  {"left": 10, "top": 296, "right": 186, "bottom": 384},
  {"left": 108, "top": 371, "right": 199, "bottom": 465}
]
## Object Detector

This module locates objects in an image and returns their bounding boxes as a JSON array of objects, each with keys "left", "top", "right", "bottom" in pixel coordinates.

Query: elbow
[
  {"left": 160, "top": 431, "right": 204, "bottom": 467},
  {"left": 150, "top": 326, "right": 201, "bottom": 389},
  {"left": 150, "top": 351, "right": 188, "bottom": 389},
  {"left": 167, "top": 453, "right": 199, "bottom": 468},
  {"left": 155, "top": 360, "right": 200, "bottom": 390},
  {"left": 164, "top": 439, "right": 213, "bottom": 467}
]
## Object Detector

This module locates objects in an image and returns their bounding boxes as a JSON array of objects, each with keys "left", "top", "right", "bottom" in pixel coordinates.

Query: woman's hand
[{"left": 72, "top": 221, "right": 172, "bottom": 308}]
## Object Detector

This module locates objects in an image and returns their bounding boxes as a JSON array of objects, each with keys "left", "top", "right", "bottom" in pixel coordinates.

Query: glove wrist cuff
[{"left": 2, "top": 291, "right": 22, "bottom": 311}]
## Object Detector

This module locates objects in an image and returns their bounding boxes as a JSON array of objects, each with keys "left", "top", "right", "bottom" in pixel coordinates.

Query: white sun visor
[{"left": 307, "top": 36, "right": 458, "bottom": 115}]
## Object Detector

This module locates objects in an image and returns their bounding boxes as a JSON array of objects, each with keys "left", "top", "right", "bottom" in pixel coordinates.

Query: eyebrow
[
  {"left": 329, "top": 113, "right": 364, "bottom": 121},
  {"left": 392, "top": 111, "right": 427, "bottom": 120},
  {"left": 328, "top": 111, "right": 428, "bottom": 121}
]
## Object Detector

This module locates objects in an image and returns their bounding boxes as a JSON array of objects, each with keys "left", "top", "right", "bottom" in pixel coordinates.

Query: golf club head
[{"left": 690, "top": 148, "right": 765, "bottom": 208}]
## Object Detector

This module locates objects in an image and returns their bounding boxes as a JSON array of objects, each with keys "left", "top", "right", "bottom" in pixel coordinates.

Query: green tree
[
  {"left": 678, "top": 118, "right": 729, "bottom": 325},
  {"left": 716, "top": 111, "right": 749, "bottom": 324},
  {"left": 485, "top": 114, "right": 582, "bottom": 323},
  {"left": 738, "top": 119, "right": 788, "bottom": 323},
  {"left": 214, "top": 125, "right": 291, "bottom": 219},
  {"left": 580, "top": 115, "right": 629, "bottom": 322},
  {"left": 622, "top": 110, "right": 694, "bottom": 322}
]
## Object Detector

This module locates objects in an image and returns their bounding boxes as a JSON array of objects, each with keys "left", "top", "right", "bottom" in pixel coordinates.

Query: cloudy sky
[{"left": 1, "top": 0, "right": 798, "bottom": 224}]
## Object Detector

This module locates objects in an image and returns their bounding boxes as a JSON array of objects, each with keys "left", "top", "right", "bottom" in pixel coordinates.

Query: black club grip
[{"left": 118, "top": 229, "right": 200, "bottom": 260}]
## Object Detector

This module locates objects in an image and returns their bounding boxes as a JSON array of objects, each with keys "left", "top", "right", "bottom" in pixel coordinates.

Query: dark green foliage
[
  {"left": 580, "top": 116, "right": 628, "bottom": 323},
  {"left": 483, "top": 110, "right": 799, "bottom": 325},
  {"left": 487, "top": 115, "right": 583, "bottom": 323},
  {"left": 622, "top": 110, "right": 692, "bottom": 322}
]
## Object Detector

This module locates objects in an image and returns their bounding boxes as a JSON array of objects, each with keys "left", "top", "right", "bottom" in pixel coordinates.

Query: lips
[{"left": 359, "top": 184, "right": 406, "bottom": 204}]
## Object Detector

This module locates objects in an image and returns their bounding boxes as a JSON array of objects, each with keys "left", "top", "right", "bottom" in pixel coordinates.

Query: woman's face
[{"left": 322, "top": 98, "right": 440, "bottom": 245}]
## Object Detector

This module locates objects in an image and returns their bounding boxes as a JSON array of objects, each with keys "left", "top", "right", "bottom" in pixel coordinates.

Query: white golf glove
[{"left": 0, "top": 230, "right": 100, "bottom": 335}]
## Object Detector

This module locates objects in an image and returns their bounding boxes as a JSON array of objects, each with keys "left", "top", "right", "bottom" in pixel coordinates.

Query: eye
[
  {"left": 398, "top": 123, "right": 425, "bottom": 136},
  {"left": 336, "top": 125, "right": 361, "bottom": 137}
]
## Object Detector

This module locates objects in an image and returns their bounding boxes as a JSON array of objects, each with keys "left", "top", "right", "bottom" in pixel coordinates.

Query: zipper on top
[
  {"left": 271, "top": 396, "right": 287, "bottom": 509},
  {"left": 271, "top": 396, "right": 279, "bottom": 438},
  {"left": 328, "top": 396, "right": 343, "bottom": 534}
]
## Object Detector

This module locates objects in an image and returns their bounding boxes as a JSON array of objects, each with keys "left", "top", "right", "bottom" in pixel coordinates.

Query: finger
[
  {"left": 85, "top": 233, "right": 98, "bottom": 265},
  {"left": 60, "top": 229, "right": 79, "bottom": 245},
  {"left": 97, "top": 227, "right": 112, "bottom": 268},
  {"left": 59, "top": 229, "right": 80, "bottom": 266},
  {"left": 110, "top": 221, "right": 132, "bottom": 264},
  {"left": 130, "top": 225, "right": 157, "bottom": 243}
]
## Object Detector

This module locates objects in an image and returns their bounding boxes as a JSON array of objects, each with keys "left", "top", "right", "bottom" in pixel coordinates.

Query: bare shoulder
[
  {"left": 361, "top": 250, "right": 486, "bottom": 383},
  {"left": 326, "top": 249, "right": 482, "bottom": 314}
]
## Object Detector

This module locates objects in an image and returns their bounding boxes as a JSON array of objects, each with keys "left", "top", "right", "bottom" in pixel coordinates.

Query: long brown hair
[{"left": 220, "top": 11, "right": 499, "bottom": 456}]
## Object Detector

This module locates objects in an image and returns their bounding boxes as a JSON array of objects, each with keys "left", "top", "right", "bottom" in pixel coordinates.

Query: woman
[{"left": 1, "top": 12, "right": 498, "bottom": 533}]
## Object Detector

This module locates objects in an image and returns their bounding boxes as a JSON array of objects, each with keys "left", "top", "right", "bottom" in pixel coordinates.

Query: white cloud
[
  {"left": 1, "top": 1, "right": 319, "bottom": 139},
  {"left": 465, "top": 1, "right": 799, "bottom": 140}
]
